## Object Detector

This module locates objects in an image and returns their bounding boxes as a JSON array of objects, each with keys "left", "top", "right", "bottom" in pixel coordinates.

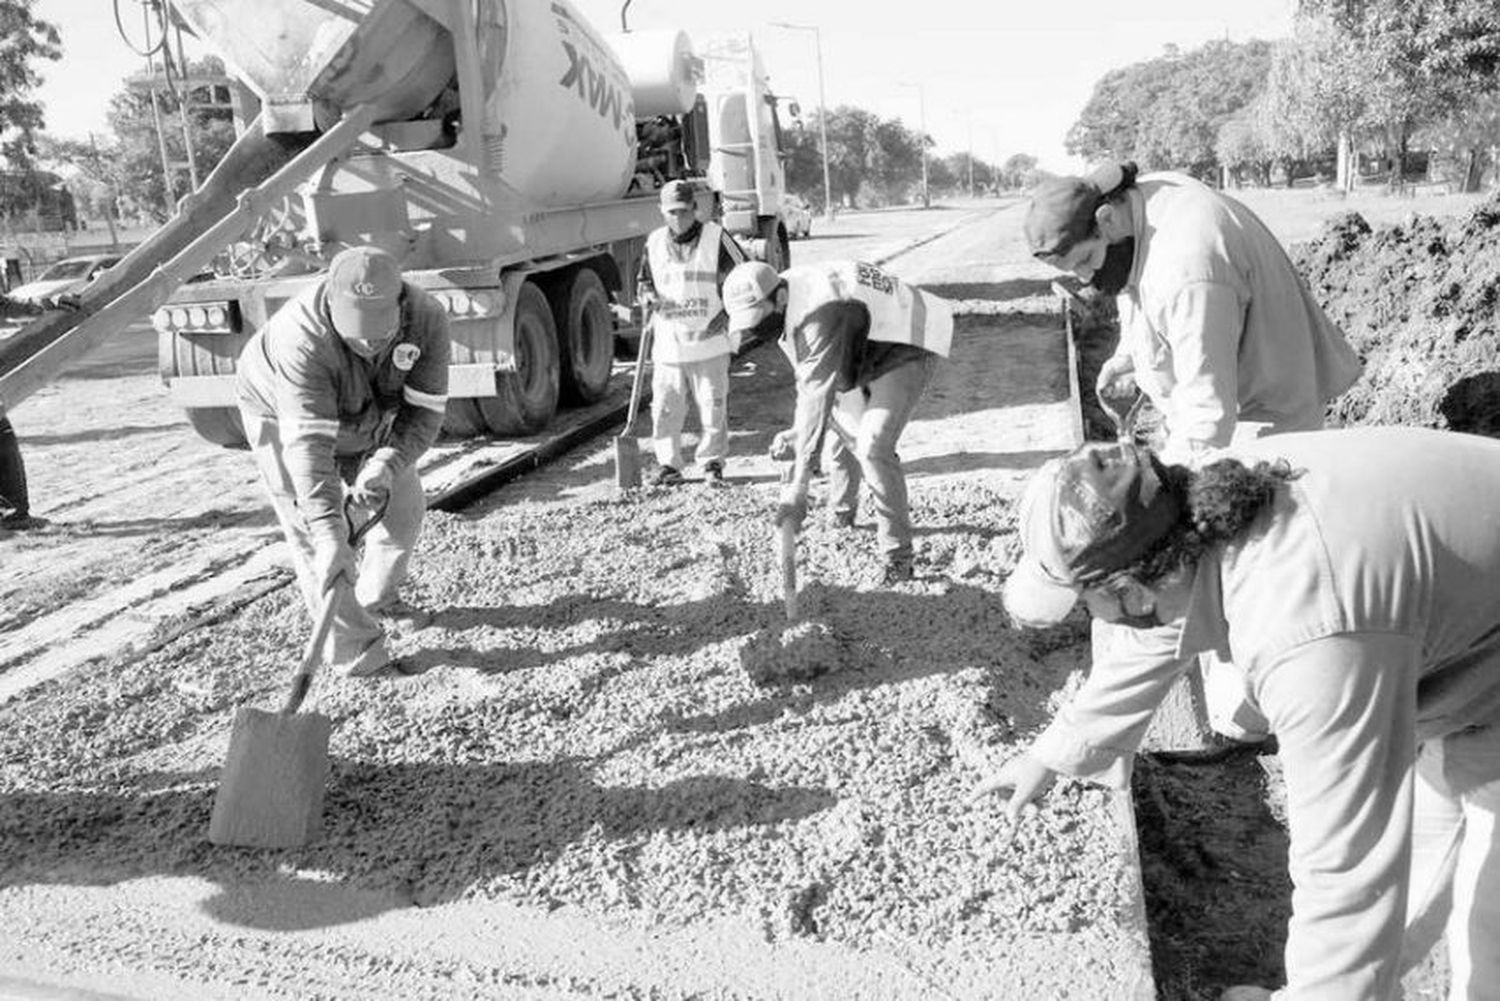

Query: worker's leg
[
  {"left": 240, "top": 410, "right": 386, "bottom": 673},
  {"left": 1400, "top": 741, "right": 1462, "bottom": 978},
  {"left": 826, "top": 389, "right": 865, "bottom": 525},
  {"left": 688, "top": 353, "right": 731, "bottom": 468},
  {"left": 854, "top": 355, "right": 934, "bottom": 561},
  {"left": 354, "top": 461, "right": 424, "bottom": 611},
  {"left": 1432, "top": 725, "right": 1500, "bottom": 999},
  {"left": 649, "top": 362, "right": 689, "bottom": 470},
  {"left": 0, "top": 411, "right": 32, "bottom": 521}
]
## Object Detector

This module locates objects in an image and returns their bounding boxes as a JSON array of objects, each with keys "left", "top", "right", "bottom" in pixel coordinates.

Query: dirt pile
[{"left": 1294, "top": 195, "right": 1500, "bottom": 435}]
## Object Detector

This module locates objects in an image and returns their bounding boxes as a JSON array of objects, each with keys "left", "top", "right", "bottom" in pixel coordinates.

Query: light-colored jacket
[
  {"left": 784, "top": 260, "right": 953, "bottom": 358},
  {"left": 1030, "top": 427, "right": 1500, "bottom": 1000},
  {"left": 236, "top": 281, "right": 450, "bottom": 544},
  {"left": 646, "top": 222, "right": 731, "bottom": 364},
  {"left": 1113, "top": 173, "right": 1363, "bottom": 459}
]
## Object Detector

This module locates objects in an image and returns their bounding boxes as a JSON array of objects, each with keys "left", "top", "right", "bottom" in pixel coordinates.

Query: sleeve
[
  {"left": 718, "top": 230, "right": 747, "bottom": 271},
  {"left": 1260, "top": 633, "right": 1422, "bottom": 1001},
  {"left": 267, "top": 334, "right": 345, "bottom": 544},
  {"left": 1027, "top": 618, "right": 1197, "bottom": 787},
  {"left": 636, "top": 247, "right": 655, "bottom": 301},
  {"left": 783, "top": 302, "right": 856, "bottom": 492},
  {"left": 1160, "top": 281, "right": 1243, "bottom": 457},
  {"left": 370, "top": 297, "right": 450, "bottom": 474}
]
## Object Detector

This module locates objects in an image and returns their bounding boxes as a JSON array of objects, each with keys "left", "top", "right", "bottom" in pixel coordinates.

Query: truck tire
[
  {"left": 185, "top": 407, "right": 248, "bottom": 450},
  {"left": 477, "top": 281, "right": 559, "bottom": 436},
  {"left": 549, "top": 267, "right": 613, "bottom": 405},
  {"left": 758, "top": 217, "right": 790, "bottom": 271}
]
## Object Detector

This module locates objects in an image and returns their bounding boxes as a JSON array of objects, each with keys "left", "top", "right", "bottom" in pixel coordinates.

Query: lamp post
[
  {"left": 769, "top": 21, "right": 834, "bottom": 219},
  {"left": 897, "top": 81, "right": 929, "bottom": 208}
]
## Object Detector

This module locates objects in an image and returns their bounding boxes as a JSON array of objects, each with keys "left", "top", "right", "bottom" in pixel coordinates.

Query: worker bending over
[
  {"left": 636, "top": 179, "right": 744, "bottom": 486},
  {"left": 984, "top": 427, "right": 1500, "bottom": 1001},
  {"left": 237, "top": 245, "right": 450, "bottom": 676},
  {"left": 722, "top": 259, "right": 952, "bottom": 584},
  {"left": 1024, "top": 161, "right": 1364, "bottom": 742}
]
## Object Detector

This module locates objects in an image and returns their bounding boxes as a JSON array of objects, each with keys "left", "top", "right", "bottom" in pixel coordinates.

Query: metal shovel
[
  {"left": 1101, "top": 390, "right": 1145, "bottom": 442},
  {"left": 614, "top": 317, "right": 653, "bottom": 490},
  {"left": 207, "top": 498, "right": 385, "bottom": 849}
]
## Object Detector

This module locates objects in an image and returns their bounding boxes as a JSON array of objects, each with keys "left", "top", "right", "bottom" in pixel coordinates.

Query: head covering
[
  {"left": 1002, "top": 440, "right": 1182, "bottom": 626},
  {"left": 659, "top": 179, "right": 696, "bottom": 210},
  {"left": 723, "top": 261, "right": 782, "bottom": 332},
  {"left": 326, "top": 246, "right": 402, "bottom": 344},
  {"left": 1023, "top": 162, "right": 1134, "bottom": 258}
]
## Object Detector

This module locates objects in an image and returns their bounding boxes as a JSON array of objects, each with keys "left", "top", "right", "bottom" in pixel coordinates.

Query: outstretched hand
[{"left": 970, "top": 754, "right": 1058, "bottom": 826}]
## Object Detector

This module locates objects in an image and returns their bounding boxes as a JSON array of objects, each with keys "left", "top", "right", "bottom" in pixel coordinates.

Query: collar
[
  {"left": 1124, "top": 185, "right": 1148, "bottom": 293},
  {"left": 670, "top": 221, "right": 703, "bottom": 246},
  {"left": 1175, "top": 555, "right": 1231, "bottom": 662}
]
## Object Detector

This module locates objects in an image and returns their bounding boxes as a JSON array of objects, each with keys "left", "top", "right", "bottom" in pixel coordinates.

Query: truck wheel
[
  {"left": 757, "top": 217, "right": 790, "bottom": 271},
  {"left": 478, "top": 281, "right": 559, "bottom": 435},
  {"left": 184, "top": 407, "right": 248, "bottom": 450},
  {"left": 550, "top": 267, "right": 613, "bottom": 405}
]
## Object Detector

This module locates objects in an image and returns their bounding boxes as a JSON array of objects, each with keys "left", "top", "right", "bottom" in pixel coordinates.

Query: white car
[
  {"left": 782, "top": 195, "right": 813, "bottom": 240},
  {"left": 7, "top": 253, "right": 121, "bottom": 307}
]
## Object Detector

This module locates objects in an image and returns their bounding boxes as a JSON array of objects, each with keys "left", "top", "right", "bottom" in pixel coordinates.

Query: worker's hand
[
  {"left": 1220, "top": 988, "right": 1274, "bottom": 1001},
  {"left": 970, "top": 754, "right": 1057, "bottom": 826},
  {"left": 350, "top": 458, "right": 394, "bottom": 509},
  {"left": 768, "top": 429, "right": 796, "bottom": 463},
  {"left": 1095, "top": 353, "right": 1138, "bottom": 409},
  {"left": 312, "top": 536, "right": 356, "bottom": 594},
  {"left": 774, "top": 488, "right": 807, "bottom": 534}
]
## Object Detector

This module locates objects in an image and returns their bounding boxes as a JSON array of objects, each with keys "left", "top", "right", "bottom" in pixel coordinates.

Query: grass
[{"left": 1227, "top": 185, "right": 1491, "bottom": 246}]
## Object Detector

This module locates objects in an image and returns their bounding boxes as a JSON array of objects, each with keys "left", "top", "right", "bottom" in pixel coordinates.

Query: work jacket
[
  {"left": 1030, "top": 427, "right": 1500, "bottom": 1000},
  {"left": 236, "top": 280, "right": 450, "bottom": 545},
  {"left": 1112, "top": 173, "right": 1363, "bottom": 460},
  {"left": 644, "top": 222, "right": 735, "bottom": 364},
  {"left": 778, "top": 261, "right": 952, "bottom": 490}
]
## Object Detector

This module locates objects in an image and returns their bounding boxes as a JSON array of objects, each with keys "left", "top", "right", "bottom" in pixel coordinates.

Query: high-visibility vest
[
  {"left": 783, "top": 260, "right": 953, "bottom": 358},
  {"left": 646, "top": 223, "right": 730, "bottom": 363}
]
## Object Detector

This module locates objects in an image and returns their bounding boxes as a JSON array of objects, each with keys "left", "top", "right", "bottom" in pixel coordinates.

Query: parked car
[
  {"left": 6, "top": 253, "right": 122, "bottom": 307},
  {"left": 782, "top": 195, "right": 813, "bottom": 240}
]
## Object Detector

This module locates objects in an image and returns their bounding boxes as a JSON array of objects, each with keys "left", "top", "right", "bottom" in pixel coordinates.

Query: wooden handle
[
  {"left": 779, "top": 520, "right": 798, "bottom": 622},
  {"left": 282, "top": 582, "right": 342, "bottom": 714}
]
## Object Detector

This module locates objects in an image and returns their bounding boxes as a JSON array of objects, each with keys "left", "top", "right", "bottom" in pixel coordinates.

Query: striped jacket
[{"left": 236, "top": 280, "right": 450, "bottom": 541}]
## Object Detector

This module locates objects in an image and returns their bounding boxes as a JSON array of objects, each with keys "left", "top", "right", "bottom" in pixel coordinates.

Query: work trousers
[
  {"left": 241, "top": 410, "right": 425, "bottom": 673},
  {"left": 826, "top": 353, "right": 936, "bottom": 561},
  {"left": 651, "top": 353, "right": 730, "bottom": 471}
]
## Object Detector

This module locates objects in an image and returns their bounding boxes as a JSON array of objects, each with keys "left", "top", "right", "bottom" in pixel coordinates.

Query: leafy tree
[
  {"left": 1000, "top": 153, "right": 1039, "bottom": 190},
  {"left": 780, "top": 111, "right": 828, "bottom": 209},
  {"left": 0, "top": 0, "right": 61, "bottom": 223}
]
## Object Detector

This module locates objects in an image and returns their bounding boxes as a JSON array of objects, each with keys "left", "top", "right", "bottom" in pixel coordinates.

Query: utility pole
[
  {"left": 143, "top": 2, "right": 176, "bottom": 217},
  {"left": 88, "top": 133, "right": 120, "bottom": 251},
  {"left": 770, "top": 22, "right": 834, "bottom": 219},
  {"left": 966, "top": 118, "right": 974, "bottom": 199}
]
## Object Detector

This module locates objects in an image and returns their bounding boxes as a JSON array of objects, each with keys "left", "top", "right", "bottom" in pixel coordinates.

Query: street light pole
[
  {"left": 770, "top": 21, "right": 834, "bottom": 219},
  {"left": 897, "top": 81, "right": 929, "bottom": 208}
]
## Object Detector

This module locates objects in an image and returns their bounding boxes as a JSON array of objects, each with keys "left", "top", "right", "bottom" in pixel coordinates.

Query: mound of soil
[{"left": 1294, "top": 195, "right": 1500, "bottom": 435}]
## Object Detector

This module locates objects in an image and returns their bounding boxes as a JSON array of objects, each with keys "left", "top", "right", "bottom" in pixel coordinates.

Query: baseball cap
[
  {"left": 1002, "top": 441, "right": 1182, "bottom": 627},
  {"left": 722, "top": 261, "right": 781, "bottom": 332},
  {"left": 326, "top": 245, "right": 402, "bottom": 343},
  {"left": 659, "top": 179, "right": 696, "bottom": 210},
  {"left": 1023, "top": 162, "right": 1131, "bottom": 258}
]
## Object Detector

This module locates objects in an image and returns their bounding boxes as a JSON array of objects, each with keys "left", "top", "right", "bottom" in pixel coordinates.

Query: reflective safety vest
[
  {"left": 646, "top": 223, "right": 731, "bottom": 364},
  {"left": 783, "top": 260, "right": 953, "bottom": 358}
]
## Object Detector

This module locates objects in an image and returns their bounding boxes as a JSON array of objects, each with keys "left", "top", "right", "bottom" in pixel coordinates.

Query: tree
[
  {"left": 781, "top": 111, "right": 827, "bottom": 209},
  {"left": 1215, "top": 108, "right": 1273, "bottom": 187},
  {"left": 1256, "top": 18, "right": 1362, "bottom": 187},
  {"left": 0, "top": 0, "right": 61, "bottom": 224}
]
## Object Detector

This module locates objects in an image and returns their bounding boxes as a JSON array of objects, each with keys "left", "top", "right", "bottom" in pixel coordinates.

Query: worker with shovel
[
  {"left": 1025, "top": 161, "right": 1364, "bottom": 745},
  {"left": 981, "top": 427, "right": 1500, "bottom": 1001},
  {"left": 236, "top": 245, "right": 451, "bottom": 677},
  {"left": 636, "top": 179, "right": 745, "bottom": 486},
  {"left": 723, "top": 259, "right": 952, "bottom": 585}
]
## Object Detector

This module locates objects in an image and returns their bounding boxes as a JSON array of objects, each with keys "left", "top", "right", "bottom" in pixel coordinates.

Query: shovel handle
[
  {"left": 779, "top": 519, "right": 798, "bottom": 622},
  {"left": 623, "top": 313, "right": 653, "bottom": 434}
]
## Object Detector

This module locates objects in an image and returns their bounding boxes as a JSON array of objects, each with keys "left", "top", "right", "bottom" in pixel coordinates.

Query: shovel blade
[
  {"left": 208, "top": 706, "right": 332, "bottom": 848},
  {"left": 614, "top": 434, "right": 641, "bottom": 490}
]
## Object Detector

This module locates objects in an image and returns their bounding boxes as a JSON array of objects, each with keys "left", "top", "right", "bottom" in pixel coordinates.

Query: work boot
[
  {"left": 829, "top": 511, "right": 856, "bottom": 530},
  {"left": 651, "top": 465, "right": 684, "bottom": 487},
  {"left": 703, "top": 460, "right": 724, "bottom": 484},
  {"left": 365, "top": 597, "right": 435, "bottom": 633},
  {"left": 881, "top": 554, "right": 914, "bottom": 585},
  {"left": 0, "top": 512, "right": 45, "bottom": 531},
  {"left": 339, "top": 637, "right": 394, "bottom": 678}
]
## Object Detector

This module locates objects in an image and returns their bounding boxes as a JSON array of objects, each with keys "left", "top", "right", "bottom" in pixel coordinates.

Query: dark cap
[
  {"left": 1002, "top": 440, "right": 1182, "bottom": 626},
  {"left": 659, "top": 179, "right": 696, "bottom": 209},
  {"left": 1023, "top": 162, "right": 1134, "bottom": 257}
]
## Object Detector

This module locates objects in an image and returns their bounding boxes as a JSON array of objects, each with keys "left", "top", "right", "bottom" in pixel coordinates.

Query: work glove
[
  {"left": 767, "top": 428, "right": 796, "bottom": 463},
  {"left": 970, "top": 753, "right": 1057, "bottom": 826},
  {"left": 1095, "top": 354, "right": 1139, "bottom": 415},
  {"left": 312, "top": 535, "right": 356, "bottom": 594},
  {"left": 773, "top": 487, "right": 807, "bottom": 534},
  {"left": 350, "top": 457, "right": 394, "bottom": 510}
]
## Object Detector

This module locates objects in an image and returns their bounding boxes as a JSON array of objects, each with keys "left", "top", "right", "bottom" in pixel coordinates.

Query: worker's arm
[
  {"left": 711, "top": 230, "right": 745, "bottom": 347},
  {"left": 1260, "top": 633, "right": 1422, "bottom": 1001},
  {"left": 268, "top": 335, "right": 346, "bottom": 545},
  {"left": 636, "top": 249, "right": 656, "bottom": 305},
  {"left": 369, "top": 296, "right": 450, "bottom": 475},
  {"left": 1160, "top": 281, "right": 1243, "bottom": 462}
]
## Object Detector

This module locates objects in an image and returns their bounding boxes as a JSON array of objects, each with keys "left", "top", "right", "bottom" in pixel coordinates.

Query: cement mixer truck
[{"left": 0, "top": 0, "right": 796, "bottom": 447}]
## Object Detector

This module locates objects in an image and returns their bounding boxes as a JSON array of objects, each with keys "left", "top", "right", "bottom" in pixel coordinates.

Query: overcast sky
[{"left": 34, "top": 0, "right": 1295, "bottom": 174}]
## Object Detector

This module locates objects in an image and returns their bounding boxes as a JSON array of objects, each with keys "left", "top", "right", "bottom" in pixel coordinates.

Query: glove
[
  {"left": 1095, "top": 354, "right": 1139, "bottom": 410},
  {"left": 312, "top": 535, "right": 356, "bottom": 594},
  {"left": 773, "top": 488, "right": 807, "bottom": 534},
  {"left": 350, "top": 457, "right": 394, "bottom": 509},
  {"left": 767, "top": 429, "right": 796, "bottom": 463}
]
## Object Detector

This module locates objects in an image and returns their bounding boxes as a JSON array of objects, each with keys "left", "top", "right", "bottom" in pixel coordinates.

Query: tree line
[{"left": 1069, "top": 0, "right": 1500, "bottom": 191}]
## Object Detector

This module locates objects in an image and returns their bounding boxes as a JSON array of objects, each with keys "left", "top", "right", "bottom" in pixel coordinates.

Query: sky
[{"left": 33, "top": 0, "right": 1296, "bottom": 174}]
